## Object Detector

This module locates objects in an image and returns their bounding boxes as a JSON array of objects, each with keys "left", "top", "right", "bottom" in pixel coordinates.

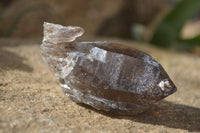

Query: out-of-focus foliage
[
  {"left": 4, "top": 5, "right": 42, "bottom": 37},
  {"left": 0, "top": 0, "right": 13, "bottom": 18},
  {"left": 131, "top": 24, "right": 145, "bottom": 41},
  {"left": 178, "top": 35, "right": 200, "bottom": 51},
  {"left": 0, "top": 0, "right": 126, "bottom": 38},
  {"left": 151, "top": 0, "right": 200, "bottom": 50},
  {"left": 97, "top": 0, "right": 166, "bottom": 39},
  {"left": 0, "top": 4, "right": 42, "bottom": 37}
]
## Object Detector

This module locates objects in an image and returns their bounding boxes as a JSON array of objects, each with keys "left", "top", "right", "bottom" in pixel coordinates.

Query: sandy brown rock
[{"left": 0, "top": 38, "right": 200, "bottom": 132}]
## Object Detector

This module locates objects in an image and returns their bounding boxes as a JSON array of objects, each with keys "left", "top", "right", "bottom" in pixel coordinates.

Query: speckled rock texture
[{"left": 0, "top": 37, "right": 199, "bottom": 132}]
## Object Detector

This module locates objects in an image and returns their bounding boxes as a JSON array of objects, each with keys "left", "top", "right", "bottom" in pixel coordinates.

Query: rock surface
[
  {"left": 0, "top": 38, "right": 200, "bottom": 132},
  {"left": 41, "top": 23, "right": 177, "bottom": 115}
]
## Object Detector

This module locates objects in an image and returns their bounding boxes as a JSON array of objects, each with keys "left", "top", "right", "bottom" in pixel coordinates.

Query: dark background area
[{"left": 0, "top": 0, "right": 173, "bottom": 38}]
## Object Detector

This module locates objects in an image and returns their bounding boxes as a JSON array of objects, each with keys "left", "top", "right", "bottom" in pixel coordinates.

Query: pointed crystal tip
[{"left": 43, "top": 22, "right": 84, "bottom": 43}]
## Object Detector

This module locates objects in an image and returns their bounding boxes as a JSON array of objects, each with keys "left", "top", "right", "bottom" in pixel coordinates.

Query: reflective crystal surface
[{"left": 41, "top": 22, "right": 177, "bottom": 115}]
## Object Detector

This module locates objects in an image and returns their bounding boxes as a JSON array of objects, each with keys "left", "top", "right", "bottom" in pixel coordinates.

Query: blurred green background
[{"left": 0, "top": 0, "right": 200, "bottom": 54}]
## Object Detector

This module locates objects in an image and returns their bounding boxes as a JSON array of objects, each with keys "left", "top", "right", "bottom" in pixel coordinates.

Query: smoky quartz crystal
[{"left": 41, "top": 22, "right": 177, "bottom": 115}]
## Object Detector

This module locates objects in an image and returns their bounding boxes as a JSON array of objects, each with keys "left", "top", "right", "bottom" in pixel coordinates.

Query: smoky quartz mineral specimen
[{"left": 41, "top": 22, "right": 177, "bottom": 115}]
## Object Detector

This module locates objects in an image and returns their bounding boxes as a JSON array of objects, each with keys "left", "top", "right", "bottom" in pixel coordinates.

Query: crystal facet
[{"left": 41, "top": 22, "right": 177, "bottom": 115}]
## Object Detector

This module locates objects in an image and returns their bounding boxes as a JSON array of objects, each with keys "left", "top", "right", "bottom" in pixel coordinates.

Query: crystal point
[{"left": 41, "top": 22, "right": 177, "bottom": 115}]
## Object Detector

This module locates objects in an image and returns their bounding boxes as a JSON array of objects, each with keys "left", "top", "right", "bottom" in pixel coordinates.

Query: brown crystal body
[{"left": 41, "top": 22, "right": 177, "bottom": 115}]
